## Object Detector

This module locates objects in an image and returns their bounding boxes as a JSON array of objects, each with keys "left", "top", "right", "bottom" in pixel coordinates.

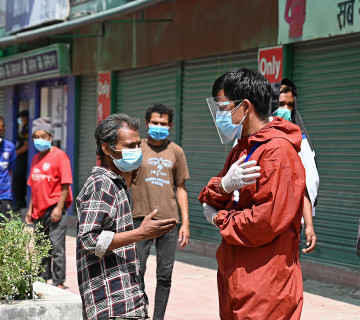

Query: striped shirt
[{"left": 76, "top": 166, "right": 148, "bottom": 320}]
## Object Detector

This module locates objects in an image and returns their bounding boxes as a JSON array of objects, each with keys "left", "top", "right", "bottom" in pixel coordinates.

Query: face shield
[{"left": 206, "top": 96, "right": 243, "bottom": 144}]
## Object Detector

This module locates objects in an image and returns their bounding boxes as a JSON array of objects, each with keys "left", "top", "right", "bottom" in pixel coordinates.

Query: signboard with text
[
  {"left": 97, "top": 72, "right": 111, "bottom": 123},
  {"left": 0, "top": 43, "right": 71, "bottom": 87},
  {"left": 278, "top": 0, "right": 360, "bottom": 44},
  {"left": 258, "top": 46, "right": 283, "bottom": 83}
]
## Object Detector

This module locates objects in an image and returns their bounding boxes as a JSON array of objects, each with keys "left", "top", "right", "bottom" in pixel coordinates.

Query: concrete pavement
[{"left": 63, "top": 229, "right": 360, "bottom": 320}]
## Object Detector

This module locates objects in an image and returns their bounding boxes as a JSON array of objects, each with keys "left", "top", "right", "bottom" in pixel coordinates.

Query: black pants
[
  {"left": 133, "top": 217, "right": 177, "bottom": 320},
  {"left": 12, "top": 153, "right": 28, "bottom": 209},
  {"left": 34, "top": 205, "right": 67, "bottom": 285}
]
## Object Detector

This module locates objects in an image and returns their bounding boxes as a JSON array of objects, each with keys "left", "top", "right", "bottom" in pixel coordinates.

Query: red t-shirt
[{"left": 27, "top": 146, "right": 73, "bottom": 219}]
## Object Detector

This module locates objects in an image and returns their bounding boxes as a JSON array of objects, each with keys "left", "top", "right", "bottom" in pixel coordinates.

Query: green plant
[{"left": 0, "top": 211, "right": 52, "bottom": 300}]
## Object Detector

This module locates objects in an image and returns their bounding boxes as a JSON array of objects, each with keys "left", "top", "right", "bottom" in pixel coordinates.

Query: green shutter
[
  {"left": 77, "top": 75, "right": 97, "bottom": 191},
  {"left": 181, "top": 51, "right": 258, "bottom": 243},
  {"left": 116, "top": 63, "right": 177, "bottom": 140},
  {"left": 292, "top": 35, "right": 360, "bottom": 268}
]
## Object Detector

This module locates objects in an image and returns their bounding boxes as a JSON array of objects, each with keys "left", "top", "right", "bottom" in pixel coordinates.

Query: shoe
[{"left": 55, "top": 284, "right": 65, "bottom": 289}]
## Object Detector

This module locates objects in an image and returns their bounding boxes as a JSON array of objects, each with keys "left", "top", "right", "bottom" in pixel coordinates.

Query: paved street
[{"left": 63, "top": 230, "right": 360, "bottom": 320}]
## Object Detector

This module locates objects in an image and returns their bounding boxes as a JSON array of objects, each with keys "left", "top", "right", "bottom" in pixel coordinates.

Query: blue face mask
[
  {"left": 34, "top": 139, "right": 52, "bottom": 152},
  {"left": 273, "top": 108, "right": 292, "bottom": 121},
  {"left": 148, "top": 125, "right": 169, "bottom": 141},
  {"left": 111, "top": 148, "right": 143, "bottom": 172},
  {"left": 215, "top": 111, "right": 246, "bottom": 144}
]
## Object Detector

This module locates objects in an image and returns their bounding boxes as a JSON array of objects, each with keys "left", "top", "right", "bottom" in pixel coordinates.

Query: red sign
[
  {"left": 97, "top": 72, "right": 111, "bottom": 123},
  {"left": 258, "top": 46, "right": 283, "bottom": 83}
]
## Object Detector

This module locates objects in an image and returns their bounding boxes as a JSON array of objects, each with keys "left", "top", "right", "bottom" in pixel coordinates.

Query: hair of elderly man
[{"left": 94, "top": 113, "right": 140, "bottom": 160}]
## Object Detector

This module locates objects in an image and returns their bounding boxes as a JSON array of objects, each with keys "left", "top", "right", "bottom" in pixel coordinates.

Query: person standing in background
[
  {"left": 25, "top": 117, "right": 73, "bottom": 289},
  {"left": 271, "top": 78, "right": 319, "bottom": 253},
  {"left": 12, "top": 110, "right": 29, "bottom": 212},
  {"left": 128, "top": 104, "right": 190, "bottom": 320},
  {"left": 0, "top": 116, "right": 17, "bottom": 223}
]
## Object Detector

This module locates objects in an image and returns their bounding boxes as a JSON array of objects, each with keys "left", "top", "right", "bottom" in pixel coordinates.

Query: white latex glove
[
  {"left": 221, "top": 155, "right": 261, "bottom": 193},
  {"left": 202, "top": 203, "right": 218, "bottom": 226}
]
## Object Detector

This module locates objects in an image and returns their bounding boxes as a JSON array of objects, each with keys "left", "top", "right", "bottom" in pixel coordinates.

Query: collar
[{"left": 91, "top": 166, "right": 124, "bottom": 181}]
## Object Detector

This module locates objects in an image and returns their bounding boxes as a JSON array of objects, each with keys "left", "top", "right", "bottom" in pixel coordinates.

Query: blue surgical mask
[
  {"left": 110, "top": 148, "right": 143, "bottom": 172},
  {"left": 34, "top": 139, "right": 52, "bottom": 152},
  {"left": 273, "top": 108, "right": 292, "bottom": 121},
  {"left": 17, "top": 118, "right": 23, "bottom": 127},
  {"left": 215, "top": 111, "right": 247, "bottom": 144},
  {"left": 148, "top": 125, "right": 169, "bottom": 141}
]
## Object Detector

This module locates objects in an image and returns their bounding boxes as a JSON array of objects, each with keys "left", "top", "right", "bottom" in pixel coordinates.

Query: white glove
[
  {"left": 202, "top": 203, "right": 218, "bottom": 226},
  {"left": 221, "top": 155, "right": 261, "bottom": 193}
]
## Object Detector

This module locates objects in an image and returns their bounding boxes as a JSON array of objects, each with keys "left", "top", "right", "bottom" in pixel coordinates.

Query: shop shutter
[
  {"left": 0, "top": 88, "right": 4, "bottom": 116},
  {"left": 292, "top": 35, "right": 360, "bottom": 268},
  {"left": 116, "top": 63, "right": 177, "bottom": 141},
  {"left": 77, "top": 74, "right": 97, "bottom": 192},
  {"left": 182, "top": 51, "right": 258, "bottom": 243}
]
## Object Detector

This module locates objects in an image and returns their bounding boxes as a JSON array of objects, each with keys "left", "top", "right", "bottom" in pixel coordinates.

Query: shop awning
[{"left": 0, "top": 0, "right": 167, "bottom": 47}]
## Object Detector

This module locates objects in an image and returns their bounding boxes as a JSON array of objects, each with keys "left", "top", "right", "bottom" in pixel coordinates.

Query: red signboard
[
  {"left": 97, "top": 72, "right": 111, "bottom": 123},
  {"left": 258, "top": 46, "right": 283, "bottom": 83}
]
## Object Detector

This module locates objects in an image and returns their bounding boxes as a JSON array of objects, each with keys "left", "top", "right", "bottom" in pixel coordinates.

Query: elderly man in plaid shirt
[{"left": 76, "top": 113, "right": 177, "bottom": 320}]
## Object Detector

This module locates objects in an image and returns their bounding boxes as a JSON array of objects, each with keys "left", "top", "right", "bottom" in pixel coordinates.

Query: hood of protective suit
[
  {"left": 270, "top": 78, "right": 314, "bottom": 151},
  {"left": 240, "top": 116, "right": 303, "bottom": 154}
]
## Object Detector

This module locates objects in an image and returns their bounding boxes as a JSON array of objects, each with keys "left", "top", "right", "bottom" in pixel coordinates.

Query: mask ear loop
[
  {"left": 239, "top": 113, "right": 247, "bottom": 125},
  {"left": 110, "top": 146, "right": 124, "bottom": 159},
  {"left": 230, "top": 101, "right": 243, "bottom": 116}
]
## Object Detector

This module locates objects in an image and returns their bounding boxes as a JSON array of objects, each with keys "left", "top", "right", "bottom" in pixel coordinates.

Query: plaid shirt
[{"left": 76, "top": 166, "right": 148, "bottom": 320}]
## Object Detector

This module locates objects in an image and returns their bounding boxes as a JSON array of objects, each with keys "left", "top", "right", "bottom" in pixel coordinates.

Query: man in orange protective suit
[{"left": 199, "top": 68, "right": 306, "bottom": 320}]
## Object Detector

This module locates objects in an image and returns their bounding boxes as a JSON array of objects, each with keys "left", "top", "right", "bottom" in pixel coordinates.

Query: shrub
[{"left": 0, "top": 211, "right": 52, "bottom": 300}]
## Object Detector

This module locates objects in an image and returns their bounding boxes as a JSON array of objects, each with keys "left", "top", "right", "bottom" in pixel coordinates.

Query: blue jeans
[{"left": 133, "top": 218, "right": 177, "bottom": 320}]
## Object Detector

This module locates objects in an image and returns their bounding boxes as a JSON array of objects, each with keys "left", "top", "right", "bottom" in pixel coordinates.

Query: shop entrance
[{"left": 40, "top": 85, "right": 68, "bottom": 152}]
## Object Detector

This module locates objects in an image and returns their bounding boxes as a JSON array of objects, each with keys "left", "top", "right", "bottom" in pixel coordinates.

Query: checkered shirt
[{"left": 76, "top": 166, "right": 148, "bottom": 320}]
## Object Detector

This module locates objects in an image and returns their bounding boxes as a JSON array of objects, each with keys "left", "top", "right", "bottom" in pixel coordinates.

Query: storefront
[{"left": 0, "top": 43, "right": 74, "bottom": 208}]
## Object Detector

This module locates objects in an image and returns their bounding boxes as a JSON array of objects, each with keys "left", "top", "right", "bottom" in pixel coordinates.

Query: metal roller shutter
[
  {"left": 0, "top": 88, "right": 4, "bottom": 116},
  {"left": 116, "top": 63, "right": 177, "bottom": 141},
  {"left": 77, "top": 74, "right": 97, "bottom": 192},
  {"left": 292, "top": 35, "right": 360, "bottom": 268},
  {"left": 182, "top": 51, "right": 258, "bottom": 243}
]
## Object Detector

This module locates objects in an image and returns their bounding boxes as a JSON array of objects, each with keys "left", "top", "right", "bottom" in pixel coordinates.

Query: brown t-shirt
[{"left": 131, "top": 139, "right": 190, "bottom": 220}]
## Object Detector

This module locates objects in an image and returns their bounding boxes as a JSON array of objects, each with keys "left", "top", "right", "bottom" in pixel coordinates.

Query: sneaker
[{"left": 55, "top": 284, "right": 65, "bottom": 289}]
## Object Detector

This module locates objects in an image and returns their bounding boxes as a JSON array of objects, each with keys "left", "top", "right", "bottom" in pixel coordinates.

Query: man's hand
[
  {"left": 51, "top": 206, "right": 63, "bottom": 223},
  {"left": 302, "top": 225, "right": 317, "bottom": 253},
  {"left": 139, "top": 210, "right": 177, "bottom": 239},
  {"left": 25, "top": 209, "right": 33, "bottom": 224},
  {"left": 202, "top": 203, "right": 218, "bottom": 226},
  {"left": 221, "top": 155, "right": 261, "bottom": 193},
  {"left": 178, "top": 223, "right": 190, "bottom": 249}
]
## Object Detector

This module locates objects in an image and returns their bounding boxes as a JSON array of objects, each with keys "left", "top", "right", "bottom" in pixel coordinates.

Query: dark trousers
[
  {"left": 12, "top": 153, "right": 28, "bottom": 209},
  {"left": 133, "top": 218, "right": 177, "bottom": 320},
  {"left": 34, "top": 205, "right": 67, "bottom": 285},
  {"left": 0, "top": 199, "right": 12, "bottom": 223}
]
